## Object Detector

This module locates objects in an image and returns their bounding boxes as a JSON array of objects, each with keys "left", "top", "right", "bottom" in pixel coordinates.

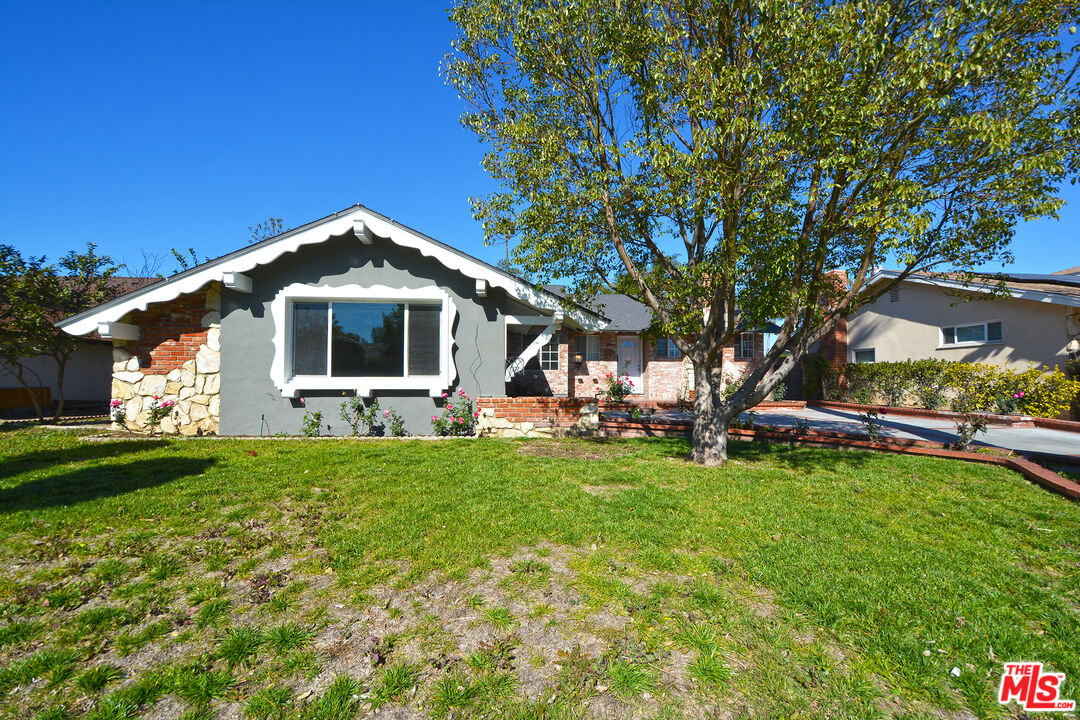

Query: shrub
[
  {"left": 602, "top": 360, "right": 635, "bottom": 402},
  {"left": 432, "top": 389, "right": 479, "bottom": 436},
  {"left": 830, "top": 360, "right": 1079, "bottom": 419},
  {"left": 300, "top": 410, "right": 323, "bottom": 437},
  {"left": 771, "top": 381, "right": 787, "bottom": 401},
  {"left": 340, "top": 396, "right": 385, "bottom": 436}
]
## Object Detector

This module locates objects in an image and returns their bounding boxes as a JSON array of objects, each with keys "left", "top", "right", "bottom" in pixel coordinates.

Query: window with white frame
[
  {"left": 656, "top": 336, "right": 681, "bottom": 359},
  {"left": 734, "top": 332, "right": 755, "bottom": 359},
  {"left": 941, "top": 321, "right": 1002, "bottom": 346},
  {"left": 269, "top": 283, "right": 457, "bottom": 398},
  {"left": 574, "top": 334, "right": 600, "bottom": 361},
  {"left": 291, "top": 300, "right": 441, "bottom": 377},
  {"left": 853, "top": 348, "right": 876, "bottom": 363},
  {"left": 539, "top": 337, "right": 559, "bottom": 370}
]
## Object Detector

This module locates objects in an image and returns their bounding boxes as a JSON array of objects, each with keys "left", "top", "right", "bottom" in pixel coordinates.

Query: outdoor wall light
[{"left": 573, "top": 352, "right": 584, "bottom": 365}]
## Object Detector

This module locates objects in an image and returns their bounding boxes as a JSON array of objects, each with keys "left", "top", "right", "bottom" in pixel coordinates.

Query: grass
[{"left": 0, "top": 427, "right": 1078, "bottom": 718}]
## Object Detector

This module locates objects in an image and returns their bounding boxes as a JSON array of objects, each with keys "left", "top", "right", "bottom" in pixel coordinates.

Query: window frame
[
  {"left": 853, "top": 348, "right": 876, "bottom": 364},
  {"left": 939, "top": 320, "right": 1003, "bottom": 349},
  {"left": 270, "top": 283, "right": 458, "bottom": 398},
  {"left": 574, "top": 334, "right": 600, "bottom": 362},
  {"left": 539, "top": 336, "right": 560, "bottom": 370},
  {"left": 656, "top": 336, "right": 681, "bottom": 359},
  {"left": 733, "top": 332, "right": 756, "bottom": 360}
]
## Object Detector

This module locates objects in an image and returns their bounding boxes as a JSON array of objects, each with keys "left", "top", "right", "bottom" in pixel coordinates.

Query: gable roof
[
  {"left": 1051, "top": 265, "right": 1080, "bottom": 276},
  {"left": 869, "top": 269, "right": 1080, "bottom": 308},
  {"left": 58, "top": 205, "right": 608, "bottom": 335}
]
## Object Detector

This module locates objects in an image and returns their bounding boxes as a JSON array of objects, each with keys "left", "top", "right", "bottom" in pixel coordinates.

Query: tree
[
  {"left": 249, "top": 217, "right": 289, "bottom": 244},
  {"left": 0, "top": 244, "right": 120, "bottom": 421},
  {"left": 446, "top": 0, "right": 1080, "bottom": 464}
]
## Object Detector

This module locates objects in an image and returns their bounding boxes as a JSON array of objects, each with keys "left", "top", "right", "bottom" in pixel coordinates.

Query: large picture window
[
  {"left": 270, "top": 283, "right": 458, "bottom": 398},
  {"left": 291, "top": 301, "right": 438, "bottom": 378}
]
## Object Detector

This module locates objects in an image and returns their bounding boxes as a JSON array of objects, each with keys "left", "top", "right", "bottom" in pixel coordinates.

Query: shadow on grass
[
  {"left": 0, "top": 457, "right": 214, "bottom": 512},
  {"left": 0, "top": 441, "right": 160, "bottom": 482},
  {"left": 644, "top": 434, "right": 878, "bottom": 473}
]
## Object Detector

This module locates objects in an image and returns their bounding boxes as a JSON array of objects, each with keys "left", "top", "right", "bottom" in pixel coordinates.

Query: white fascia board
[
  {"left": 869, "top": 271, "right": 1080, "bottom": 308},
  {"left": 59, "top": 207, "right": 607, "bottom": 336}
]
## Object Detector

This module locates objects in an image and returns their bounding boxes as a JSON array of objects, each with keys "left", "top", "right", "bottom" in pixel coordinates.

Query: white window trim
[
  {"left": 270, "top": 283, "right": 458, "bottom": 398},
  {"left": 938, "top": 320, "right": 1003, "bottom": 349},
  {"left": 539, "top": 337, "right": 560, "bottom": 370}
]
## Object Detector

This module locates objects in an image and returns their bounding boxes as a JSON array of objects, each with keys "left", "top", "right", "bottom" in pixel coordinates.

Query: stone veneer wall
[{"left": 110, "top": 284, "right": 221, "bottom": 435}]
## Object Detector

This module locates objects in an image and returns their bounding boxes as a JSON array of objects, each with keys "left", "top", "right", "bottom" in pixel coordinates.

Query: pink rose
[
  {"left": 431, "top": 415, "right": 438, "bottom": 422},
  {"left": 441, "top": 392, "right": 448, "bottom": 398},
  {"left": 383, "top": 409, "right": 391, "bottom": 418},
  {"left": 473, "top": 411, "right": 480, "bottom": 418}
]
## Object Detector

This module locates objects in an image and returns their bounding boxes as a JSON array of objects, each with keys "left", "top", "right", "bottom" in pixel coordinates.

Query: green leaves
[{"left": 447, "top": 0, "right": 1079, "bottom": 441}]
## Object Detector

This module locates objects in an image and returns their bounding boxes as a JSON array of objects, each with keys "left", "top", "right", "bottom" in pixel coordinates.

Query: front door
[{"left": 616, "top": 335, "right": 643, "bottom": 394}]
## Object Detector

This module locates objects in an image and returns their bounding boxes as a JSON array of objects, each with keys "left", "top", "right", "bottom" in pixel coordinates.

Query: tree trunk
[
  {"left": 52, "top": 355, "right": 67, "bottom": 422},
  {"left": 690, "top": 361, "right": 735, "bottom": 466}
]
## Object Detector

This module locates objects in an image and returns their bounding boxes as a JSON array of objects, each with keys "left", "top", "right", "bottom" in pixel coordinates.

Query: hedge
[{"left": 828, "top": 358, "right": 1080, "bottom": 419}]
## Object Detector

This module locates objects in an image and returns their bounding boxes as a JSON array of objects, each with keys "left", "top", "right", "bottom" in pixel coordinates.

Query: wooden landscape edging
[{"left": 598, "top": 419, "right": 1080, "bottom": 501}]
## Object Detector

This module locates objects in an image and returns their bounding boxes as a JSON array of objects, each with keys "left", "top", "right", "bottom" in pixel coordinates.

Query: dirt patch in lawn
[
  {"left": 1, "top": 529, "right": 979, "bottom": 720},
  {"left": 516, "top": 439, "right": 636, "bottom": 461}
]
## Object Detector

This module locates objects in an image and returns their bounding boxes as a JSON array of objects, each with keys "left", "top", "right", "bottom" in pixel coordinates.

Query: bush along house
[{"left": 58, "top": 205, "right": 778, "bottom": 436}]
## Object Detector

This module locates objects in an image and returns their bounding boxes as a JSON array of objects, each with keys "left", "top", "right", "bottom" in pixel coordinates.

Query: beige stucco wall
[{"left": 847, "top": 282, "right": 1073, "bottom": 371}]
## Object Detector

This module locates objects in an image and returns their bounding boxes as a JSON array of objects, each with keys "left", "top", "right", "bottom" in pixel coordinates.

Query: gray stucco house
[{"left": 58, "top": 205, "right": 614, "bottom": 435}]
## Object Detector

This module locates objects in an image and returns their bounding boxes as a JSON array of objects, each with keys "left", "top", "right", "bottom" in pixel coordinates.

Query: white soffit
[
  {"left": 869, "top": 271, "right": 1080, "bottom": 308},
  {"left": 59, "top": 207, "right": 607, "bottom": 336}
]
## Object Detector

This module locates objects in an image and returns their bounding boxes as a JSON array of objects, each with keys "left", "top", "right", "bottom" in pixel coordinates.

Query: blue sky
[{"left": 1, "top": 1, "right": 1075, "bottom": 278}]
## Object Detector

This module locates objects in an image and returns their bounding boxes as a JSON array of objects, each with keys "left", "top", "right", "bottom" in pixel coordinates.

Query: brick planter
[{"left": 809, "top": 400, "right": 1040, "bottom": 428}]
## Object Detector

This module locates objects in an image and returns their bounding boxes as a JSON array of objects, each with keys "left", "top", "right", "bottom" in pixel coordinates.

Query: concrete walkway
[{"left": 626, "top": 407, "right": 1080, "bottom": 458}]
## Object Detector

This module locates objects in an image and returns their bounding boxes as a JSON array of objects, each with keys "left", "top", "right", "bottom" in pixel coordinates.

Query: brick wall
[
  {"left": 124, "top": 290, "right": 214, "bottom": 374},
  {"left": 478, "top": 396, "right": 594, "bottom": 424}
]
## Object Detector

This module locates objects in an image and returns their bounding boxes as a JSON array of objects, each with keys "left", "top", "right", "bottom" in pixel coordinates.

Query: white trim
[
  {"left": 869, "top": 270, "right": 1080, "bottom": 308},
  {"left": 223, "top": 272, "right": 252, "bottom": 293},
  {"left": 97, "top": 321, "right": 139, "bottom": 341},
  {"left": 269, "top": 283, "right": 458, "bottom": 398},
  {"left": 60, "top": 207, "right": 607, "bottom": 335},
  {"left": 475, "top": 279, "right": 488, "bottom": 297}
]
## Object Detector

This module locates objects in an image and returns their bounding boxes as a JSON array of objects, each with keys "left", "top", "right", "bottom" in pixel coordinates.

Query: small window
[
  {"left": 539, "top": 337, "right": 559, "bottom": 370},
  {"left": 889, "top": 287, "right": 900, "bottom": 303},
  {"left": 656, "top": 337, "right": 681, "bottom": 359},
  {"left": 854, "top": 349, "right": 876, "bottom": 363},
  {"left": 941, "top": 321, "right": 1002, "bottom": 346},
  {"left": 574, "top": 334, "right": 600, "bottom": 361},
  {"left": 734, "top": 333, "right": 755, "bottom": 360}
]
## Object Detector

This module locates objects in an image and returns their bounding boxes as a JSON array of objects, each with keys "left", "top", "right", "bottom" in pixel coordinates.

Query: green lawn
[{"left": 0, "top": 427, "right": 1077, "bottom": 719}]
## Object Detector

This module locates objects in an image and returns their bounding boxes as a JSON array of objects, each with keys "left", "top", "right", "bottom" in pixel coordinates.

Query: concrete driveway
[{"left": 633, "top": 406, "right": 1080, "bottom": 458}]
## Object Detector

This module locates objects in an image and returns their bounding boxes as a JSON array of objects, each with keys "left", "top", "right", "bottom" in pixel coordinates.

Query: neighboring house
[
  {"left": 57, "top": 205, "right": 769, "bottom": 435},
  {"left": 1, "top": 276, "right": 156, "bottom": 413},
  {"left": 847, "top": 267, "right": 1080, "bottom": 370}
]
